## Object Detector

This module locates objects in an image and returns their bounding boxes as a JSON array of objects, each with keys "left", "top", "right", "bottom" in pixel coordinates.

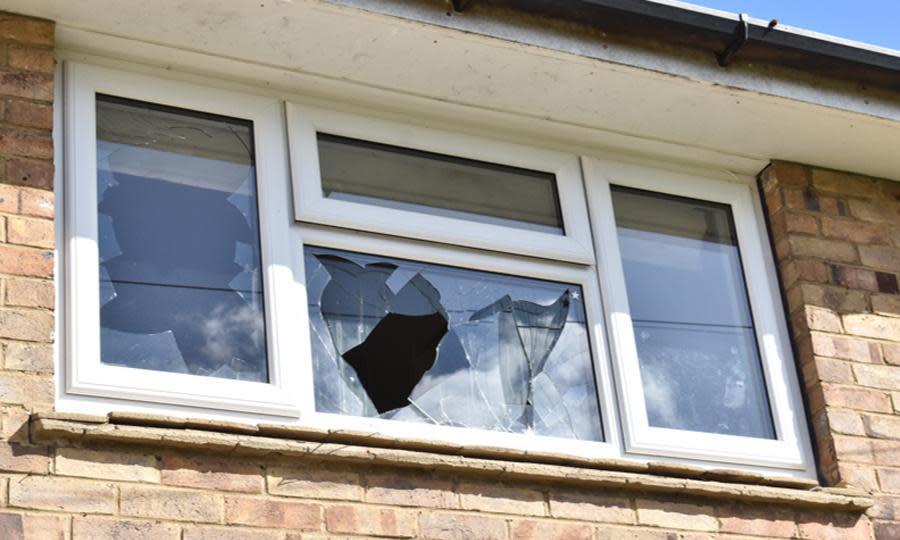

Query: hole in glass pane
[
  {"left": 611, "top": 186, "right": 775, "bottom": 439},
  {"left": 96, "top": 95, "right": 269, "bottom": 382},
  {"left": 316, "top": 133, "right": 565, "bottom": 234},
  {"left": 305, "top": 246, "right": 603, "bottom": 441}
]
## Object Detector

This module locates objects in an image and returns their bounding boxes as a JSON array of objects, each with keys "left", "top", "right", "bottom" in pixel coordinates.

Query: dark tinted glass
[
  {"left": 317, "top": 134, "right": 565, "bottom": 234},
  {"left": 96, "top": 95, "right": 268, "bottom": 382}
]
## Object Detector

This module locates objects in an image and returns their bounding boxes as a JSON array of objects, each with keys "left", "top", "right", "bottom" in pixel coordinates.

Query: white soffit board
[{"left": 11, "top": 0, "right": 900, "bottom": 180}]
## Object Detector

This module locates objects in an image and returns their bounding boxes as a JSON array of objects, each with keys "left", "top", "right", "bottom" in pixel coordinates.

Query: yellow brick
[{"left": 55, "top": 447, "right": 160, "bottom": 483}]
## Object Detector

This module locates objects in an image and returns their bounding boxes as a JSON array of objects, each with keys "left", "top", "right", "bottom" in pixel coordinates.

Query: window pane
[
  {"left": 611, "top": 186, "right": 775, "bottom": 439},
  {"left": 317, "top": 134, "right": 564, "bottom": 234},
  {"left": 304, "top": 246, "right": 602, "bottom": 441},
  {"left": 96, "top": 95, "right": 268, "bottom": 382}
]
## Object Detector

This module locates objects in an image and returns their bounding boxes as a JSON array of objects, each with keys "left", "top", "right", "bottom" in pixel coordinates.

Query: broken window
[
  {"left": 96, "top": 95, "right": 268, "bottom": 382},
  {"left": 305, "top": 246, "right": 603, "bottom": 441},
  {"left": 611, "top": 186, "right": 775, "bottom": 439},
  {"left": 317, "top": 134, "right": 565, "bottom": 234}
]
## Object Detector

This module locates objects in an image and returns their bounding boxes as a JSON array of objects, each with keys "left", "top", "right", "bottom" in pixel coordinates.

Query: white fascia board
[{"left": 10, "top": 0, "right": 900, "bottom": 181}]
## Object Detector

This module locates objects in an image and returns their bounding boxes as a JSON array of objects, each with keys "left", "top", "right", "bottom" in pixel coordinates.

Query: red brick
[
  {"left": 803, "top": 306, "right": 843, "bottom": 332},
  {"left": 0, "top": 71, "right": 52, "bottom": 103},
  {"left": 851, "top": 199, "right": 900, "bottom": 224},
  {"left": 161, "top": 454, "right": 263, "bottom": 493},
  {"left": 0, "top": 372, "right": 53, "bottom": 407},
  {"left": 821, "top": 384, "right": 892, "bottom": 413},
  {"left": 365, "top": 470, "right": 455, "bottom": 507},
  {"left": 458, "top": 481, "right": 545, "bottom": 516},
  {"left": 73, "top": 517, "right": 180, "bottom": 540},
  {"left": 718, "top": 505, "right": 796, "bottom": 538},
  {"left": 6, "top": 99, "right": 52, "bottom": 130},
  {"left": 812, "top": 168, "right": 880, "bottom": 197},
  {"left": 875, "top": 521, "right": 900, "bottom": 540},
  {"left": 796, "top": 512, "right": 871, "bottom": 540},
  {"left": 18, "top": 187, "right": 53, "bottom": 218},
  {"left": 821, "top": 216, "right": 889, "bottom": 244},
  {"left": 0, "top": 183, "right": 19, "bottom": 213},
  {"left": 860, "top": 245, "right": 900, "bottom": 271},
  {"left": 0, "top": 308, "right": 53, "bottom": 342},
  {"left": 783, "top": 211, "right": 819, "bottom": 234},
  {"left": 120, "top": 485, "right": 223, "bottom": 523},
  {"left": 768, "top": 162, "right": 811, "bottom": 188},
  {"left": 844, "top": 313, "right": 900, "bottom": 340},
  {"left": 879, "top": 468, "right": 900, "bottom": 493},
  {"left": 6, "top": 216, "right": 53, "bottom": 248},
  {"left": 269, "top": 466, "right": 362, "bottom": 501},
  {"left": 0, "top": 16, "right": 54, "bottom": 47},
  {"left": 788, "top": 236, "right": 857, "bottom": 263},
  {"left": 224, "top": 496, "right": 321, "bottom": 530},
  {"left": 0, "top": 442, "right": 48, "bottom": 474},
  {"left": 510, "top": 519, "right": 592, "bottom": 540},
  {"left": 0, "top": 512, "right": 68, "bottom": 540},
  {"left": 325, "top": 505, "right": 416, "bottom": 538},
  {"left": 6, "top": 157, "right": 53, "bottom": 189},
  {"left": 0, "top": 244, "right": 53, "bottom": 277},
  {"left": 418, "top": 512, "right": 507, "bottom": 540},
  {"left": 869, "top": 495, "right": 900, "bottom": 520},
  {"left": 4, "top": 278, "right": 53, "bottom": 308},
  {"left": 810, "top": 333, "right": 880, "bottom": 363},
  {"left": 183, "top": 527, "right": 282, "bottom": 540},
  {"left": 854, "top": 364, "right": 900, "bottom": 391},
  {"left": 830, "top": 265, "right": 878, "bottom": 291},
  {"left": 873, "top": 439, "right": 900, "bottom": 466},
  {"left": 548, "top": 490, "right": 635, "bottom": 524},
  {"left": 7, "top": 46, "right": 54, "bottom": 74},
  {"left": 635, "top": 499, "right": 718, "bottom": 532}
]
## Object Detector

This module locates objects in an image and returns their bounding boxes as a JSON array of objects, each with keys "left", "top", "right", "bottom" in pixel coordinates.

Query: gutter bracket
[
  {"left": 450, "top": 0, "right": 470, "bottom": 12},
  {"left": 717, "top": 13, "right": 749, "bottom": 67}
]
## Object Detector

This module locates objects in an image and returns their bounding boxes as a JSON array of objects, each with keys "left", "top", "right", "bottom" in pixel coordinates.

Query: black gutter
[{"left": 577, "top": 0, "right": 900, "bottom": 74}]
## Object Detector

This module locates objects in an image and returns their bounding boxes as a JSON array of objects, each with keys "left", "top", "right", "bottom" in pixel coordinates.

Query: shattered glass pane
[
  {"left": 96, "top": 95, "right": 268, "bottom": 382},
  {"left": 317, "top": 134, "right": 565, "bottom": 234},
  {"left": 611, "top": 186, "right": 775, "bottom": 439},
  {"left": 305, "top": 246, "right": 603, "bottom": 441}
]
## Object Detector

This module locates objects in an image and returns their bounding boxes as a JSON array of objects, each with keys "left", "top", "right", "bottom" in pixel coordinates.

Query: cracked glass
[
  {"left": 96, "top": 95, "right": 268, "bottom": 382},
  {"left": 611, "top": 186, "right": 775, "bottom": 439},
  {"left": 304, "top": 246, "right": 603, "bottom": 441},
  {"left": 317, "top": 133, "right": 565, "bottom": 234}
]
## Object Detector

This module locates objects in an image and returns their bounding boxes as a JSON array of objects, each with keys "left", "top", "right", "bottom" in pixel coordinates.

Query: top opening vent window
[{"left": 317, "top": 133, "right": 564, "bottom": 234}]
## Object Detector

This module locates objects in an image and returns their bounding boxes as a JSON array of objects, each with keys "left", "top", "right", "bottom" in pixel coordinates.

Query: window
[{"left": 63, "top": 62, "right": 813, "bottom": 476}]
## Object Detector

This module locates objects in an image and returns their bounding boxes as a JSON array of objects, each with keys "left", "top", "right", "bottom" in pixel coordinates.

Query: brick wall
[
  {"left": 761, "top": 162, "right": 900, "bottom": 540},
  {"left": 0, "top": 9, "right": 897, "bottom": 540}
]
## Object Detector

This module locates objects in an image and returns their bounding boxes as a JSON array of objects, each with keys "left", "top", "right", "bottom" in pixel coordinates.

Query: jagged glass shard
[
  {"left": 391, "top": 273, "right": 447, "bottom": 318},
  {"left": 316, "top": 254, "right": 396, "bottom": 355},
  {"left": 305, "top": 246, "right": 601, "bottom": 441},
  {"left": 100, "top": 327, "right": 189, "bottom": 374},
  {"left": 98, "top": 265, "right": 117, "bottom": 307},
  {"left": 532, "top": 372, "right": 576, "bottom": 439},
  {"left": 513, "top": 291, "right": 570, "bottom": 377},
  {"left": 540, "top": 322, "right": 604, "bottom": 441}
]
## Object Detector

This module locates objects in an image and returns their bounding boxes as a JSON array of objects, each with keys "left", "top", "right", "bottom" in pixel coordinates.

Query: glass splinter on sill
[
  {"left": 305, "top": 246, "right": 603, "bottom": 441},
  {"left": 95, "top": 95, "right": 269, "bottom": 382}
]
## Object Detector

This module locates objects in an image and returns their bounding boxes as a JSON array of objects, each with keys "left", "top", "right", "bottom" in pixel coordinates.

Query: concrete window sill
[{"left": 30, "top": 412, "right": 872, "bottom": 513}]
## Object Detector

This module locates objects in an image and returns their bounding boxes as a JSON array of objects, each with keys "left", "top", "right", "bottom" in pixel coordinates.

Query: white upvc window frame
[
  {"left": 59, "top": 60, "right": 815, "bottom": 478},
  {"left": 63, "top": 62, "right": 306, "bottom": 416},
  {"left": 286, "top": 103, "right": 596, "bottom": 265},
  {"left": 582, "top": 157, "right": 815, "bottom": 471}
]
